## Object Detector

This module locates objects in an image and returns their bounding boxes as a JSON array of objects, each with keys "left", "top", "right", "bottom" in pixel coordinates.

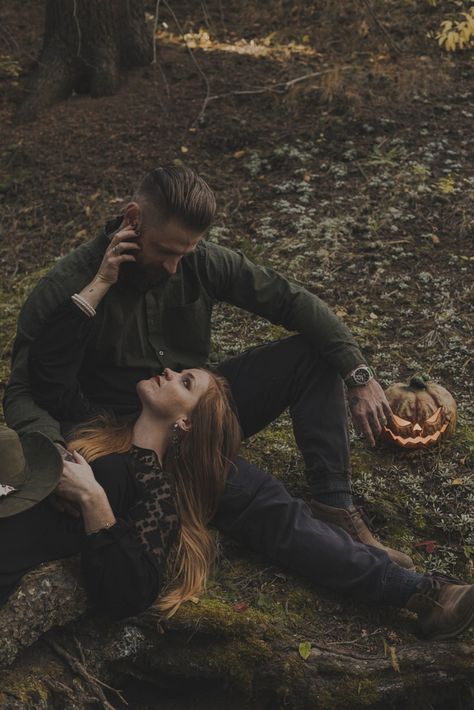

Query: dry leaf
[
  {"left": 389, "top": 645, "right": 400, "bottom": 673},
  {"left": 233, "top": 601, "right": 250, "bottom": 613},
  {"left": 180, "top": 146, "right": 189, "bottom": 154},
  {"left": 451, "top": 478, "right": 464, "bottom": 485},
  {"left": 233, "top": 150, "right": 246, "bottom": 159},
  {"left": 431, "top": 234, "right": 441, "bottom": 245},
  {"left": 414, "top": 540, "right": 437, "bottom": 553}
]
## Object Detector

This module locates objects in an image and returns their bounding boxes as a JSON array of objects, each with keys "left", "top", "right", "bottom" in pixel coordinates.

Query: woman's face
[{"left": 137, "top": 368, "right": 211, "bottom": 423}]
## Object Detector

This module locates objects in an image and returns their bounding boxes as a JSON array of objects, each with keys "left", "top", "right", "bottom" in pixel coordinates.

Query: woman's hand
[
  {"left": 96, "top": 226, "right": 141, "bottom": 285},
  {"left": 56, "top": 451, "right": 103, "bottom": 506}
]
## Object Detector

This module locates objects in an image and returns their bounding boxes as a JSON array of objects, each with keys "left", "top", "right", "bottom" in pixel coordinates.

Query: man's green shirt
[{"left": 4, "top": 218, "right": 367, "bottom": 441}]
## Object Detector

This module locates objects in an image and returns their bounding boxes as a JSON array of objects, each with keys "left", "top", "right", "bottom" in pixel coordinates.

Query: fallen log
[{"left": 1, "top": 553, "right": 473, "bottom": 709}]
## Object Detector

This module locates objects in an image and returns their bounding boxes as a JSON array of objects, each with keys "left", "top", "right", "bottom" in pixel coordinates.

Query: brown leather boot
[
  {"left": 310, "top": 500, "right": 415, "bottom": 570},
  {"left": 406, "top": 572, "right": 474, "bottom": 640}
]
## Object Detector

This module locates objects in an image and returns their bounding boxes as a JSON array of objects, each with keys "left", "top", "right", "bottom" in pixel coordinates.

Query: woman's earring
[
  {"left": 171, "top": 423, "right": 181, "bottom": 458},
  {"left": 171, "top": 423, "right": 180, "bottom": 446}
]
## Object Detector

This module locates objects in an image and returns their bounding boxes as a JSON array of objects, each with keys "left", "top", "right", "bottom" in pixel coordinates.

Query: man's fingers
[
  {"left": 382, "top": 399, "right": 393, "bottom": 419},
  {"left": 361, "top": 419, "right": 376, "bottom": 447},
  {"left": 110, "top": 229, "right": 138, "bottom": 245},
  {"left": 368, "top": 409, "right": 382, "bottom": 438}
]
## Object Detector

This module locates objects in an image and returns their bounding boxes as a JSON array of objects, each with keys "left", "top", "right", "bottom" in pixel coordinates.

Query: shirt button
[{"left": 159, "top": 350, "right": 164, "bottom": 356}]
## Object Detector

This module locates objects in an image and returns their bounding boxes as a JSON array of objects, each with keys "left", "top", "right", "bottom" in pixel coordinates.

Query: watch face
[{"left": 354, "top": 368, "right": 370, "bottom": 385}]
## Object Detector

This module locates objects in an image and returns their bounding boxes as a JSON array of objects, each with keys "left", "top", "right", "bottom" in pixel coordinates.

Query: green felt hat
[{"left": 0, "top": 426, "right": 62, "bottom": 518}]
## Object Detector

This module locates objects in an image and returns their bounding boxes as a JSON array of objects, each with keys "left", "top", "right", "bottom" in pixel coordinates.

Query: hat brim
[{"left": 0, "top": 432, "right": 62, "bottom": 518}]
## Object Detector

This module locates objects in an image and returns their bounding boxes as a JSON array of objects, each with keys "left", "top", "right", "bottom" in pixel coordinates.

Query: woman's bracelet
[
  {"left": 71, "top": 293, "right": 96, "bottom": 318},
  {"left": 87, "top": 519, "right": 116, "bottom": 536}
]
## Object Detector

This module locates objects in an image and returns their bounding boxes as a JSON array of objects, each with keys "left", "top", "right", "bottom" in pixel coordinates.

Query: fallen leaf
[
  {"left": 414, "top": 540, "right": 437, "bottom": 553},
  {"left": 233, "top": 150, "right": 246, "bottom": 159},
  {"left": 431, "top": 234, "right": 441, "bottom": 245},
  {"left": 388, "top": 645, "right": 400, "bottom": 673},
  {"left": 189, "top": 596, "right": 200, "bottom": 604},
  {"left": 180, "top": 146, "right": 189, "bottom": 154},
  {"left": 303, "top": 172, "right": 311, "bottom": 182},
  {"left": 451, "top": 478, "right": 464, "bottom": 485},
  {"left": 233, "top": 601, "right": 250, "bottom": 613},
  {"left": 298, "top": 641, "right": 312, "bottom": 661}
]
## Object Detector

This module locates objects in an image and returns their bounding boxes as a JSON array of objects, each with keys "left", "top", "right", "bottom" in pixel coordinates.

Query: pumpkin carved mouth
[{"left": 383, "top": 421, "right": 449, "bottom": 448}]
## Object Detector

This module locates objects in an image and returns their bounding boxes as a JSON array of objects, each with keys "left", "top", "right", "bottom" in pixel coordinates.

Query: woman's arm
[{"left": 61, "top": 452, "right": 163, "bottom": 619}]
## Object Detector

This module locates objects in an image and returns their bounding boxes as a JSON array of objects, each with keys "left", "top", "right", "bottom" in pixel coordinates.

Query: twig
[
  {"left": 152, "top": 0, "right": 162, "bottom": 65},
  {"left": 72, "top": 0, "right": 82, "bottom": 59},
  {"left": 161, "top": 0, "right": 211, "bottom": 125},
  {"left": 360, "top": 0, "right": 401, "bottom": 55},
  {"left": 47, "top": 638, "right": 126, "bottom": 709},
  {"left": 206, "top": 67, "right": 352, "bottom": 103}
]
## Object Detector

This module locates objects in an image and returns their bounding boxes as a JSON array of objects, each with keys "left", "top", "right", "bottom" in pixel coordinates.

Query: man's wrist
[{"left": 344, "top": 365, "right": 375, "bottom": 388}]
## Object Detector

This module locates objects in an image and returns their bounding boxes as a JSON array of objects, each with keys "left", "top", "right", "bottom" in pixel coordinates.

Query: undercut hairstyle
[{"left": 135, "top": 166, "right": 216, "bottom": 232}]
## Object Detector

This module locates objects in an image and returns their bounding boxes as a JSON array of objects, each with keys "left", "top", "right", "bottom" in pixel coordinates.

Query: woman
[{"left": 0, "top": 363, "right": 240, "bottom": 619}]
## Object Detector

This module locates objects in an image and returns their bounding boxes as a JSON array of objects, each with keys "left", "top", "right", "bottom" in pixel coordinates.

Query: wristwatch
[{"left": 344, "top": 365, "right": 374, "bottom": 388}]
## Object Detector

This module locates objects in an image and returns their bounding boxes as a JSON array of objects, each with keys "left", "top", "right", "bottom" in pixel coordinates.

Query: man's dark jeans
[
  {"left": 216, "top": 334, "right": 352, "bottom": 496},
  {"left": 212, "top": 336, "right": 392, "bottom": 603}
]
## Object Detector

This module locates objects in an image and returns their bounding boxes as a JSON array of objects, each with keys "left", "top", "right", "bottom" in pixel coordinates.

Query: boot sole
[{"left": 422, "top": 605, "right": 474, "bottom": 641}]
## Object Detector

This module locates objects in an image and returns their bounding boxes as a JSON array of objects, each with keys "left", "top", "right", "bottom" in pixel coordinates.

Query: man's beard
[{"left": 119, "top": 260, "right": 170, "bottom": 287}]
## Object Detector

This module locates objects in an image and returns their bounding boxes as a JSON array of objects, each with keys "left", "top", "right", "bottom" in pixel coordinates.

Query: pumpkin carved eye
[
  {"left": 391, "top": 414, "right": 412, "bottom": 428},
  {"left": 425, "top": 407, "right": 442, "bottom": 425}
]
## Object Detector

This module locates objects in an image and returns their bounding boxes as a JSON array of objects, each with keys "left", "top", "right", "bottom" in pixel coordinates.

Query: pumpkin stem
[{"left": 410, "top": 375, "right": 428, "bottom": 390}]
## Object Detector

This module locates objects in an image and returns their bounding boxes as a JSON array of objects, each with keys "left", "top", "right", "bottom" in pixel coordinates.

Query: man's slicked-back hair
[{"left": 135, "top": 166, "right": 216, "bottom": 232}]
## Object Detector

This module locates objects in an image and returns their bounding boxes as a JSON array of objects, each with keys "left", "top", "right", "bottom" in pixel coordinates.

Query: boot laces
[
  {"left": 417, "top": 570, "right": 464, "bottom": 605},
  {"left": 352, "top": 505, "right": 374, "bottom": 530}
]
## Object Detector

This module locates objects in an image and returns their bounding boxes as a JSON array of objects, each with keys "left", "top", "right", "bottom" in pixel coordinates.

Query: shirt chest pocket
[{"left": 161, "top": 297, "right": 212, "bottom": 361}]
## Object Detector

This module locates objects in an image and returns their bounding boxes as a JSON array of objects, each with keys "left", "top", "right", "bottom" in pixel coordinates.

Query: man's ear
[
  {"left": 123, "top": 202, "right": 140, "bottom": 228},
  {"left": 175, "top": 417, "right": 192, "bottom": 433}
]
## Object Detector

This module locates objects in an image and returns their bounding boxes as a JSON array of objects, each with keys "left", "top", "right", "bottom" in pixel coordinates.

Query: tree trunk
[
  {"left": 1, "top": 559, "right": 473, "bottom": 709},
  {"left": 17, "top": 0, "right": 152, "bottom": 121}
]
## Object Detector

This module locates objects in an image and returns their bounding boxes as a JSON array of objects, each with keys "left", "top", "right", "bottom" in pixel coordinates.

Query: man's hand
[
  {"left": 97, "top": 226, "right": 140, "bottom": 285},
  {"left": 348, "top": 379, "right": 392, "bottom": 447}
]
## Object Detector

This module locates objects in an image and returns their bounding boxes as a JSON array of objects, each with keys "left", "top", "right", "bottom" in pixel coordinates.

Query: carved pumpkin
[{"left": 382, "top": 375, "right": 457, "bottom": 449}]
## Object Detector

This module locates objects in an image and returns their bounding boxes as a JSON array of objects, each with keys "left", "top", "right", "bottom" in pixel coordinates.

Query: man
[
  {"left": 5, "top": 166, "right": 405, "bottom": 564},
  {"left": 5, "top": 166, "right": 474, "bottom": 640}
]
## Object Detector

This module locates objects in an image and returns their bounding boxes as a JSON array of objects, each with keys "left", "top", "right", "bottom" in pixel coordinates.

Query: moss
[
  {"left": 0, "top": 662, "right": 60, "bottom": 706},
  {"left": 176, "top": 596, "right": 283, "bottom": 640},
  {"left": 333, "top": 677, "right": 380, "bottom": 708}
]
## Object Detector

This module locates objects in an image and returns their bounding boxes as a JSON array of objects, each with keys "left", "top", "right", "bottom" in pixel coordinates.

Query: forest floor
[{"left": 0, "top": 0, "right": 473, "bottom": 708}]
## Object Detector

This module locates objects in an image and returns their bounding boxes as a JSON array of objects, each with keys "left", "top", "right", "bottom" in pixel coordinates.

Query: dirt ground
[{"left": 0, "top": 0, "right": 473, "bottom": 706}]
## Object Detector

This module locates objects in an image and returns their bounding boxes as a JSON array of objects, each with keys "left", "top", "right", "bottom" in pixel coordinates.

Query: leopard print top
[{"left": 128, "top": 445, "right": 180, "bottom": 567}]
